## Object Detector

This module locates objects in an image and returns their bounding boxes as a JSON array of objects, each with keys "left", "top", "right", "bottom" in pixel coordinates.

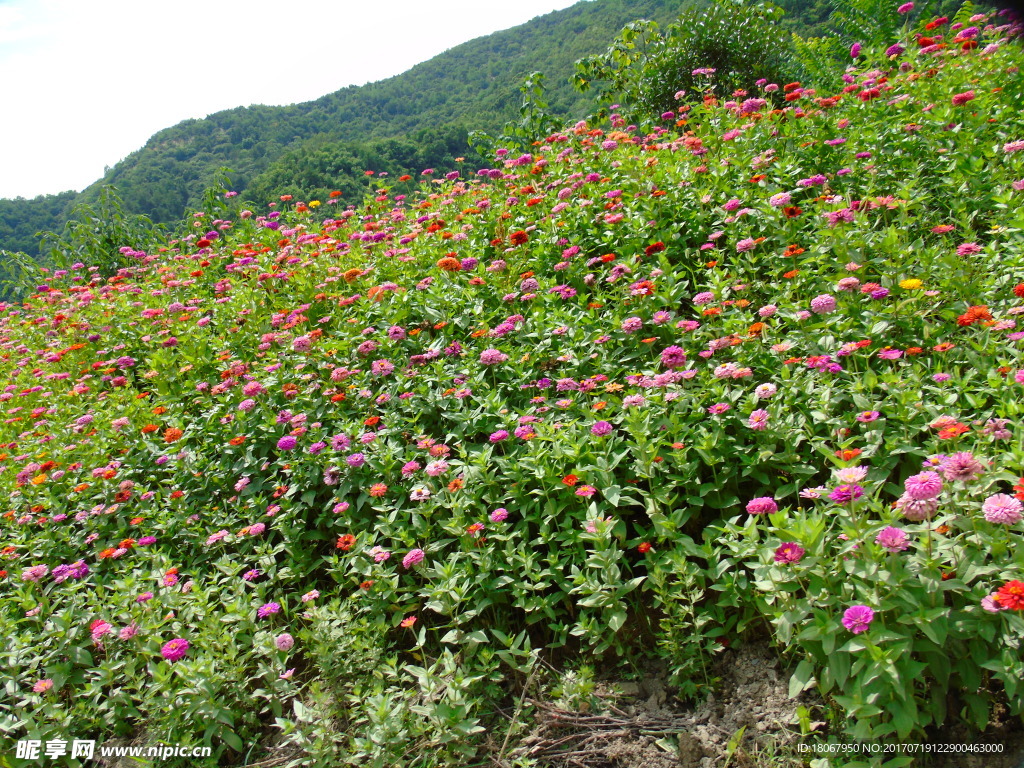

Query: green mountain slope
[{"left": 0, "top": 0, "right": 691, "bottom": 259}]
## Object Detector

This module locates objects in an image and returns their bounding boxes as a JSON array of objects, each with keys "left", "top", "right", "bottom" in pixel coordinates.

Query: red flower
[
  {"left": 509, "top": 230, "right": 529, "bottom": 246},
  {"left": 562, "top": 474, "right": 579, "bottom": 487},
  {"left": 836, "top": 449, "right": 861, "bottom": 461},
  {"left": 336, "top": 534, "right": 356, "bottom": 551},
  {"left": 996, "top": 581, "right": 1024, "bottom": 610},
  {"left": 1014, "top": 284, "right": 1024, "bottom": 299},
  {"left": 637, "top": 542, "right": 652, "bottom": 554},
  {"left": 644, "top": 242, "right": 666, "bottom": 256}
]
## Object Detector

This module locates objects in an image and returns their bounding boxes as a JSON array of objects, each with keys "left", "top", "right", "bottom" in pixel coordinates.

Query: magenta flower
[
  {"left": 161, "top": 638, "right": 190, "bottom": 662},
  {"left": 661, "top": 345, "right": 687, "bottom": 369},
  {"left": 257, "top": 602, "right": 281, "bottom": 618},
  {"left": 490, "top": 508, "right": 509, "bottom": 522},
  {"left": 277, "top": 436, "right": 298, "bottom": 451},
  {"left": 842, "top": 605, "right": 875, "bottom": 634},
  {"left": 708, "top": 403, "right": 731, "bottom": 415},
  {"left": 829, "top": 484, "right": 863, "bottom": 504},
  {"left": 746, "top": 497, "right": 778, "bottom": 515},
  {"left": 591, "top": 421, "right": 613, "bottom": 436},
  {"left": 774, "top": 542, "right": 805, "bottom": 564},
  {"left": 856, "top": 411, "right": 880, "bottom": 423}
]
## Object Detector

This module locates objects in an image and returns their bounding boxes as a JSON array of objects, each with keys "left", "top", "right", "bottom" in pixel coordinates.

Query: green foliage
[
  {"left": 574, "top": 0, "right": 797, "bottom": 122},
  {"left": 39, "top": 187, "right": 166, "bottom": 276},
  {"left": 1, "top": 11, "right": 1024, "bottom": 764}
]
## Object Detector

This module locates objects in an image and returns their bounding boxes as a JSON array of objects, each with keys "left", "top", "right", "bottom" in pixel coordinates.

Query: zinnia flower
[
  {"left": 746, "top": 497, "right": 778, "bottom": 515},
  {"left": 275, "top": 633, "right": 294, "bottom": 651},
  {"left": 995, "top": 580, "right": 1024, "bottom": 610},
  {"left": 841, "top": 605, "right": 874, "bottom": 634},
  {"left": 875, "top": 526, "right": 909, "bottom": 552},
  {"left": 403, "top": 548, "right": 425, "bottom": 568},
  {"left": 904, "top": 471, "right": 942, "bottom": 500},
  {"left": 161, "top": 638, "right": 190, "bottom": 662},
  {"left": 774, "top": 542, "right": 805, "bottom": 563},
  {"left": 982, "top": 494, "right": 1022, "bottom": 525}
]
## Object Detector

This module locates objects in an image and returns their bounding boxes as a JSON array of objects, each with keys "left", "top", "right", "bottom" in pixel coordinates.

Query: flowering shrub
[{"left": 1, "top": 8, "right": 1024, "bottom": 763}]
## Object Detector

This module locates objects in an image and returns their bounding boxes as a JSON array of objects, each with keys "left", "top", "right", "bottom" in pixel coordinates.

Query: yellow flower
[
  {"left": 899, "top": 279, "right": 923, "bottom": 290},
  {"left": 309, "top": 200, "right": 321, "bottom": 208}
]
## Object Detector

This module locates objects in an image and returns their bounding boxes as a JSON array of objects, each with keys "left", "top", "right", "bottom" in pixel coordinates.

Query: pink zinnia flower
[
  {"left": 904, "top": 471, "right": 943, "bottom": 500},
  {"left": 810, "top": 294, "right": 837, "bottom": 314},
  {"left": 161, "top": 638, "right": 190, "bottom": 662},
  {"left": 774, "top": 542, "right": 805, "bottom": 563},
  {"left": 747, "top": 409, "right": 769, "bottom": 430},
  {"left": 490, "top": 508, "right": 509, "bottom": 522},
  {"left": 403, "top": 548, "right": 425, "bottom": 569},
  {"left": 841, "top": 605, "right": 874, "bottom": 634},
  {"left": 33, "top": 679, "right": 54, "bottom": 693},
  {"left": 875, "top": 526, "right": 909, "bottom": 552},
  {"left": 982, "top": 494, "right": 1022, "bottom": 525},
  {"left": 746, "top": 497, "right": 778, "bottom": 515},
  {"left": 479, "top": 348, "right": 509, "bottom": 365},
  {"left": 951, "top": 91, "right": 975, "bottom": 106},
  {"left": 942, "top": 452, "right": 985, "bottom": 483},
  {"left": 275, "top": 633, "right": 295, "bottom": 651}
]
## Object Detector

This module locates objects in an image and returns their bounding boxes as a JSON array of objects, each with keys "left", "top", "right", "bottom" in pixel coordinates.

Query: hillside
[
  {"left": 1, "top": 7, "right": 1023, "bottom": 766},
  {"left": 0, "top": 0, "right": 695, "bottom": 260}
]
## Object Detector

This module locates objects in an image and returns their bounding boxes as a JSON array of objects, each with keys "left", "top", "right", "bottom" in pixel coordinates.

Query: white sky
[{"left": 0, "top": 0, "right": 584, "bottom": 199}]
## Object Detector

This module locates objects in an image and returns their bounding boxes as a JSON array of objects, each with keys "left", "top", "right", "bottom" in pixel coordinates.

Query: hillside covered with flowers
[{"left": 3, "top": 7, "right": 1024, "bottom": 766}]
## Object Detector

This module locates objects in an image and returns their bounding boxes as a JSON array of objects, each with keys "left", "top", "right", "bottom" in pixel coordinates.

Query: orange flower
[
  {"left": 98, "top": 548, "right": 116, "bottom": 559},
  {"left": 364, "top": 416, "right": 381, "bottom": 427},
  {"left": 600, "top": 254, "right": 616, "bottom": 263},
  {"left": 141, "top": 424, "right": 159, "bottom": 434},
  {"left": 509, "top": 230, "right": 529, "bottom": 245},
  {"left": 400, "top": 616, "right": 417, "bottom": 628},
  {"left": 152, "top": 406, "right": 168, "bottom": 415},
  {"left": 119, "top": 538, "right": 136, "bottom": 550},
  {"left": 436, "top": 257, "right": 461, "bottom": 271},
  {"left": 836, "top": 449, "right": 862, "bottom": 461},
  {"left": 164, "top": 427, "right": 184, "bottom": 443},
  {"left": 562, "top": 474, "right": 579, "bottom": 487},
  {"left": 31, "top": 474, "right": 47, "bottom": 485},
  {"left": 783, "top": 270, "right": 800, "bottom": 279},
  {"left": 229, "top": 436, "right": 246, "bottom": 446},
  {"left": 336, "top": 533, "right": 356, "bottom": 550},
  {"left": 593, "top": 401, "right": 607, "bottom": 411},
  {"left": 342, "top": 268, "right": 362, "bottom": 283},
  {"left": 368, "top": 483, "right": 388, "bottom": 498},
  {"left": 447, "top": 478, "right": 463, "bottom": 492},
  {"left": 748, "top": 322, "right": 765, "bottom": 336}
]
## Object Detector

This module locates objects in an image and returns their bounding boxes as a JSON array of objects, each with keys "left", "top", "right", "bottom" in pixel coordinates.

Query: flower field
[{"left": 3, "top": 9, "right": 1024, "bottom": 767}]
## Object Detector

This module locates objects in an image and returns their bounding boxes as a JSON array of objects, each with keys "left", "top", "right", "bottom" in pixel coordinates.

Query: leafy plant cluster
[{"left": 0, "top": 7, "right": 1023, "bottom": 766}]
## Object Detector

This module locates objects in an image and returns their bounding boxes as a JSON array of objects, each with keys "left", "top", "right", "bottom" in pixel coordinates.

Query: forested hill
[{"left": 0, "top": 0, "right": 706, "bottom": 258}]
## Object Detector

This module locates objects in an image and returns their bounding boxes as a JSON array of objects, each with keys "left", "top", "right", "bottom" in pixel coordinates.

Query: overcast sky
[{"left": 0, "top": 0, "right": 583, "bottom": 199}]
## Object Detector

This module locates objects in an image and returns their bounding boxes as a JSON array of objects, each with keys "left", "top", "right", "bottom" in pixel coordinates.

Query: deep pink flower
[
  {"left": 746, "top": 497, "right": 778, "bottom": 515},
  {"left": 842, "top": 605, "right": 874, "bottom": 633},
  {"left": 161, "top": 638, "right": 190, "bottom": 662},
  {"left": 774, "top": 542, "right": 805, "bottom": 563}
]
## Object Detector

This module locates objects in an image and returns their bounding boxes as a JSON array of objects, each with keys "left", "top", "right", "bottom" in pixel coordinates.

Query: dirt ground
[{"left": 507, "top": 643, "right": 1024, "bottom": 768}]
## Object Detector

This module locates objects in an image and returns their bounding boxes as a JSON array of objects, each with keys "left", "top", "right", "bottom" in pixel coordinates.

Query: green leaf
[{"left": 789, "top": 659, "right": 816, "bottom": 698}]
